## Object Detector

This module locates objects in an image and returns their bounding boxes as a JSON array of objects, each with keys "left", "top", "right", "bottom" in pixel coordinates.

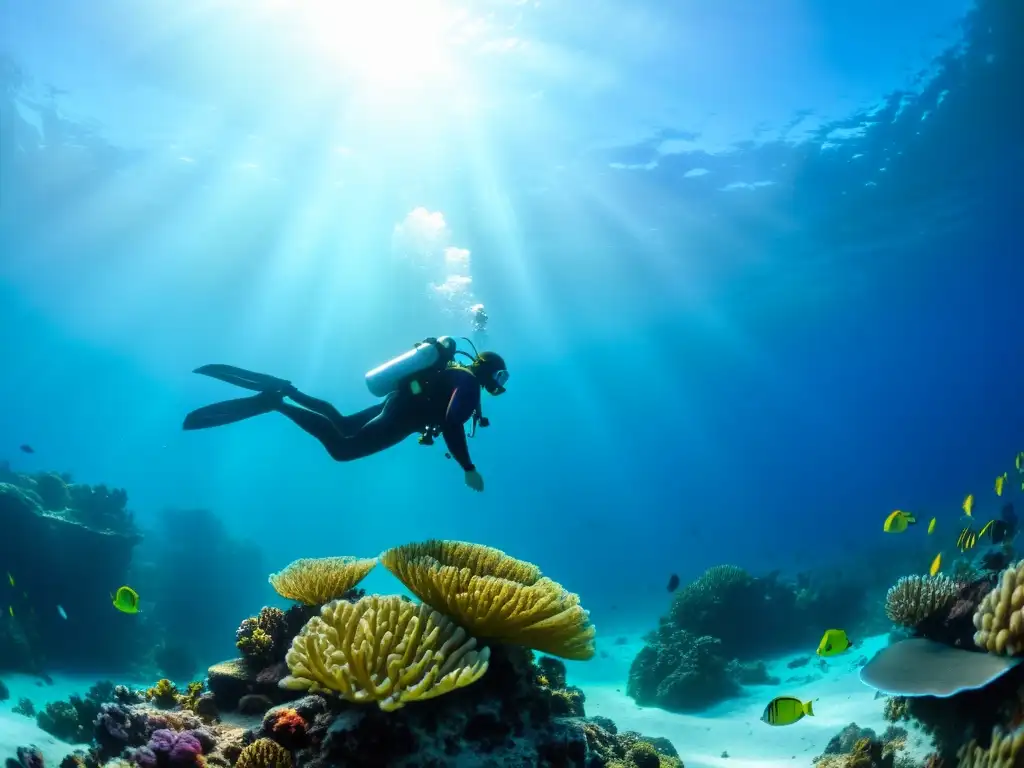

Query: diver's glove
[{"left": 464, "top": 469, "right": 485, "bottom": 492}]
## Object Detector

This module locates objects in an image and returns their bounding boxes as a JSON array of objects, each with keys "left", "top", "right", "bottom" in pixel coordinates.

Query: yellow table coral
[
  {"left": 279, "top": 594, "right": 490, "bottom": 711},
  {"left": 381, "top": 539, "right": 596, "bottom": 661},
  {"left": 268, "top": 556, "right": 377, "bottom": 606}
]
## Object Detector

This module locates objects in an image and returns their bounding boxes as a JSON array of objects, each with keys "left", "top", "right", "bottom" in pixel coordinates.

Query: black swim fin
[
  {"left": 182, "top": 393, "right": 280, "bottom": 430},
  {"left": 193, "top": 364, "right": 292, "bottom": 393}
]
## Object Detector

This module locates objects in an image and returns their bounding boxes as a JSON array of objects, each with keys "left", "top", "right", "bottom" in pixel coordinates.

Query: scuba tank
[{"left": 365, "top": 336, "right": 458, "bottom": 398}]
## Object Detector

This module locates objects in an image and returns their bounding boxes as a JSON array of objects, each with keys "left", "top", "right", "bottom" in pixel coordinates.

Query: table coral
[
  {"left": 381, "top": 539, "right": 596, "bottom": 660},
  {"left": 268, "top": 557, "right": 376, "bottom": 606}
]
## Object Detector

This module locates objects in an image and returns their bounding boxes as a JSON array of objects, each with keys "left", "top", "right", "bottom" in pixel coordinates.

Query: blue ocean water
[{"left": 0, "top": 0, "right": 1022, "bottom": 761}]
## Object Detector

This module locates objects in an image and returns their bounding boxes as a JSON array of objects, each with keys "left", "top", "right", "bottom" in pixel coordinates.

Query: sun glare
[{"left": 282, "top": 0, "right": 461, "bottom": 90}]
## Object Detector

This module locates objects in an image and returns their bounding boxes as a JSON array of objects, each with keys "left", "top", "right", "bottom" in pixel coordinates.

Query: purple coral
[
  {"left": 130, "top": 746, "right": 158, "bottom": 768},
  {"left": 147, "top": 728, "right": 203, "bottom": 766}
]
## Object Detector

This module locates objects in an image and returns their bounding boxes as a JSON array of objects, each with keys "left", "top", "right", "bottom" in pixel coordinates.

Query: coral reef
[
  {"left": 381, "top": 539, "right": 596, "bottom": 660},
  {"left": 251, "top": 644, "right": 679, "bottom": 767},
  {"left": 870, "top": 553, "right": 1024, "bottom": 760},
  {"left": 92, "top": 698, "right": 247, "bottom": 767},
  {"left": 37, "top": 681, "right": 116, "bottom": 743},
  {"left": 39, "top": 645, "right": 678, "bottom": 768},
  {"left": 279, "top": 594, "right": 490, "bottom": 710},
  {"left": 268, "top": 557, "right": 377, "bottom": 606}
]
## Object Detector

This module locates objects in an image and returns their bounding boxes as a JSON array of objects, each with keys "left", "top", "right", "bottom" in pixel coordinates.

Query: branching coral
[
  {"left": 236, "top": 607, "right": 289, "bottom": 666},
  {"left": 381, "top": 539, "right": 596, "bottom": 660},
  {"left": 957, "top": 726, "right": 1024, "bottom": 767},
  {"left": 974, "top": 561, "right": 1024, "bottom": 655},
  {"left": 176, "top": 682, "right": 205, "bottom": 714},
  {"left": 236, "top": 738, "right": 293, "bottom": 768},
  {"left": 885, "top": 575, "right": 960, "bottom": 628},
  {"left": 280, "top": 594, "right": 490, "bottom": 711},
  {"left": 146, "top": 679, "right": 179, "bottom": 708},
  {"left": 884, "top": 696, "right": 909, "bottom": 723},
  {"left": 268, "top": 556, "right": 377, "bottom": 606}
]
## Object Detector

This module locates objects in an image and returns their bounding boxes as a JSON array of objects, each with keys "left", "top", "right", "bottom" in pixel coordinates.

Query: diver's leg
[
  {"left": 275, "top": 404, "right": 353, "bottom": 456},
  {"left": 286, "top": 389, "right": 377, "bottom": 435},
  {"left": 327, "top": 395, "right": 421, "bottom": 461},
  {"left": 280, "top": 394, "right": 418, "bottom": 462}
]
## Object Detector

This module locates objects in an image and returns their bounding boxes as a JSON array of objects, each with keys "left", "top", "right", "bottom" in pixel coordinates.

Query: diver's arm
[
  {"left": 441, "top": 385, "right": 477, "bottom": 472},
  {"left": 441, "top": 424, "right": 474, "bottom": 472}
]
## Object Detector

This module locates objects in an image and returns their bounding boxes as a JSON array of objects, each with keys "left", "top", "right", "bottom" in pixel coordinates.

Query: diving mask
[{"left": 488, "top": 368, "right": 509, "bottom": 395}]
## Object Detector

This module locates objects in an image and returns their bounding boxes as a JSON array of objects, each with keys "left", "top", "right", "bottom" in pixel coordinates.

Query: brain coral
[{"left": 279, "top": 594, "right": 490, "bottom": 711}]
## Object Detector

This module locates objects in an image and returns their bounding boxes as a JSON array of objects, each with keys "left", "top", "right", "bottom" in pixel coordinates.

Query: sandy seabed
[
  {"left": 1, "top": 635, "right": 932, "bottom": 767},
  {"left": 567, "top": 633, "right": 933, "bottom": 768}
]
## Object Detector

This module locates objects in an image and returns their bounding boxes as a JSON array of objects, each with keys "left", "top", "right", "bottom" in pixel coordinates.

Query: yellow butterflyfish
[
  {"left": 963, "top": 494, "right": 974, "bottom": 517},
  {"left": 930, "top": 552, "right": 942, "bottom": 576},
  {"left": 883, "top": 510, "right": 916, "bottom": 533},
  {"left": 111, "top": 586, "right": 140, "bottom": 614},
  {"left": 996, "top": 473, "right": 1007, "bottom": 497},
  {"left": 927, "top": 518, "right": 936, "bottom": 535}
]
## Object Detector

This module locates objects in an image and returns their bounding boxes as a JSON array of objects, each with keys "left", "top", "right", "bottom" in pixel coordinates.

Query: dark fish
[
  {"left": 667, "top": 574, "right": 680, "bottom": 592},
  {"left": 19, "top": 444, "right": 34, "bottom": 454}
]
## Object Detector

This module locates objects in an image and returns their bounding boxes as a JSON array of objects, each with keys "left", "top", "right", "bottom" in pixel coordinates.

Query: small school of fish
[{"left": 881, "top": 451, "right": 1022, "bottom": 578}]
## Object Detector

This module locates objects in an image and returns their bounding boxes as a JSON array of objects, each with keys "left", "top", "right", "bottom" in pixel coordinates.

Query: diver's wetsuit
[{"left": 278, "top": 366, "right": 480, "bottom": 471}]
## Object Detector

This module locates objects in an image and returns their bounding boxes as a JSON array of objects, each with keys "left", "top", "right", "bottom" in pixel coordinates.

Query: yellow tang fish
[
  {"left": 7, "top": 573, "right": 13, "bottom": 587},
  {"left": 817, "top": 629, "right": 852, "bottom": 657},
  {"left": 930, "top": 552, "right": 942, "bottom": 576},
  {"left": 883, "top": 510, "right": 917, "bottom": 533},
  {"left": 928, "top": 518, "right": 937, "bottom": 535},
  {"left": 957, "top": 527, "right": 978, "bottom": 552},
  {"left": 7, "top": 606, "right": 12, "bottom": 617},
  {"left": 996, "top": 473, "right": 1007, "bottom": 497},
  {"left": 963, "top": 494, "right": 974, "bottom": 517},
  {"left": 762, "top": 696, "right": 814, "bottom": 726},
  {"left": 111, "top": 586, "right": 140, "bottom": 614},
  {"left": 1016, "top": 452, "right": 1024, "bottom": 472}
]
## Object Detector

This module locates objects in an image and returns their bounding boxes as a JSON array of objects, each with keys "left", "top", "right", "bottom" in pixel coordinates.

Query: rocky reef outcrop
[
  {"left": 0, "top": 463, "right": 143, "bottom": 672},
  {"left": 627, "top": 564, "right": 861, "bottom": 711}
]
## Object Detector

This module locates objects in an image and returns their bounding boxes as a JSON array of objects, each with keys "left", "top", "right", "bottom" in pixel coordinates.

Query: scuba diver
[{"left": 181, "top": 337, "right": 508, "bottom": 492}]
